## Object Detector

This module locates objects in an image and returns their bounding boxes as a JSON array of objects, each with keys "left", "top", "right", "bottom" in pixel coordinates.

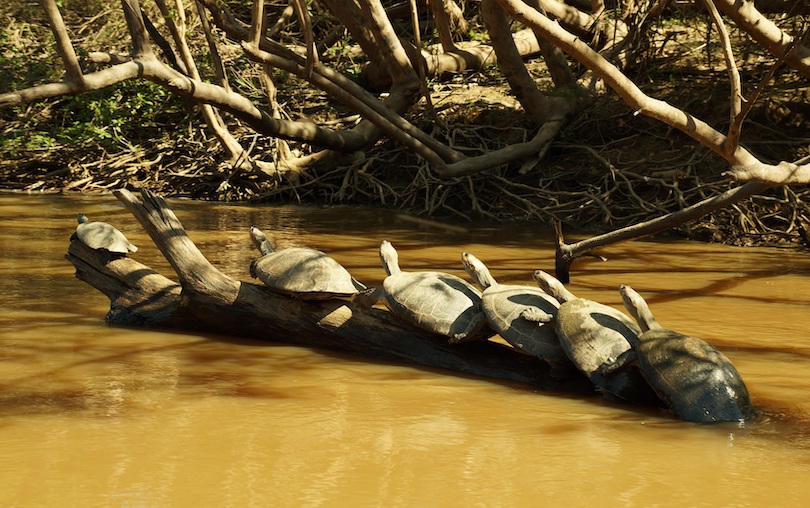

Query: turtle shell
[
  {"left": 481, "top": 285, "right": 570, "bottom": 363},
  {"left": 382, "top": 271, "right": 489, "bottom": 340},
  {"left": 556, "top": 299, "right": 661, "bottom": 405},
  {"left": 75, "top": 215, "right": 137, "bottom": 254},
  {"left": 250, "top": 247, "right": 365, "bottom": 299},
  {"left": 635, "top": 330, "right": 756, "bottom": 422}
]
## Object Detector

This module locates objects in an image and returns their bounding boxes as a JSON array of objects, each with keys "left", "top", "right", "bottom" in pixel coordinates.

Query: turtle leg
[
  {"left": 521, "top": 307, "right": 554, "bottom": 323},
  {"left": 448, "top": 311, "right": 489, "bottom": 343},
  {"left": 597, "top": 349, "right": 637, "bottom": 376},
  {"left": 351, "top": 287, "right": 385, "bottom": 311}
]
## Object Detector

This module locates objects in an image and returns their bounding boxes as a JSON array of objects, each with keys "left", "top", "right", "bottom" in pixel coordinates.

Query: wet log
[{"left": 66, "top": 189, "right": 593, "bottom": 394}]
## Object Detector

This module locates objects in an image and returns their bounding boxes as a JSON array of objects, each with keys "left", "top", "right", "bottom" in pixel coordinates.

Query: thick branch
[
  {"left": 39, "top": 0, "right": 83, "bottom": 82},
  {"left": 292, "top": 0, "right": 318, "bottom": 78},
  {"left": 318, "top": 0, "right": 381, "bottom": 64},
  {"left": 249, "top": 0, "right": 265, "bottom": 45},
  {"left": 359, "top": 0, "right": 422, "bottom": 87},
  {"left": 536, "top": 0, "right": 596, "bottom": 35},
  {"left": 495, "top": 0, "right": 810, "bottom": 185},
  {"left": 0, "top": 62, "right": 143, "bottom": 107},
  {"left": 195, "top": 0, "right": 230, "bottom": 91},
  {"left": 714, "top": 0, "right": 810, "bottom": 79},
  {"left": 121, "top": 0, "right": 153, "bottom": 58},
  {"left": 0, "top": 48, "right": 453, "bottom": 165},
  {"left": 727, "top": 161, "right": 810, "bottom": 184},
  {"left": 482, "top": 0, "right": 558, "bottom": 124},
  {"left": 525, "top": 0, "right": 577, "bottom": 88},
  {"left": 429, "top": 0, "right": 458, "bottom": 52},
  {"left": 113, "top": 189, "right": 236, "bottom": 298}
]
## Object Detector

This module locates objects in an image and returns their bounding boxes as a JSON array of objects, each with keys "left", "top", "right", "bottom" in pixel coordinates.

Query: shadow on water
[{"left": 3, "top": 315, "right": 810, "bottom": 451}]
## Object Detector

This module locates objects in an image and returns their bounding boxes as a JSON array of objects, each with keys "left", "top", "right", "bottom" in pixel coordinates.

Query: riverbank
[{"left": 2, "top": 101, "right": 808, "bottom": 250}]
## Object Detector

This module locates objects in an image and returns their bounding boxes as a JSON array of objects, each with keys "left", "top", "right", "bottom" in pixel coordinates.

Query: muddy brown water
[{"left": 1, "top": 192, "right": 809, "bottom": 506}]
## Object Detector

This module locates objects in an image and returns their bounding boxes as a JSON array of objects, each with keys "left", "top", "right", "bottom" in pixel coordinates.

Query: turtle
[
  {"left": 248, "top": 225, "right": 366, "bottom": 300},
  {"left": 358, "top": 241, "right": 491, "bottom": 341},
  {"left": 461, "top": 252, "right": 573, "bottom": 369},
  {"left": 613, "top": 284, "right": 756, "bottom": 423},
  {"left": 531, "top": 270, "right": 663, "bottom": 406},
  {"left": 74, "top": 213, "right": 138, "bottom": 255}
]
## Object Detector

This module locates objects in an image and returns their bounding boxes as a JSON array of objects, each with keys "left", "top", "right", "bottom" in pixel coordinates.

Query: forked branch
[{"left": 553, "top": 182, "right": 771, "bottom": 282}]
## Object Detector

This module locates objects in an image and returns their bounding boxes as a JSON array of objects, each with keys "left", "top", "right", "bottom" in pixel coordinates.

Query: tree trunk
[{"left": 65, "top": 189, "right": 593, "bottom": 395}]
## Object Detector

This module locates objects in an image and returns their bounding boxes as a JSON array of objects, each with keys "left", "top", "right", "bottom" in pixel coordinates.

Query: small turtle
[
  {"left": 532, "top": 270, "right": 662, "bottom": 406},
  {"left": 461, "top": 253, "right": 572, "bottom": 367},
  {"left": 74, "top": 213, "right": 138, "bottom": 255},
  {"left": 615, "top": 285, "right": 756, "bottom": 423},
  {"left": 359, "top": 241, "right": 490, "bottom": 341},
  {"left": 249, "top": 226, "right": 366, "bottom": 300}
]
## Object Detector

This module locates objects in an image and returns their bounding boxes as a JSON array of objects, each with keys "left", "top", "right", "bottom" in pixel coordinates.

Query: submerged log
[{"left": 66, "top": 189, "right": 593, "bottom": 394}]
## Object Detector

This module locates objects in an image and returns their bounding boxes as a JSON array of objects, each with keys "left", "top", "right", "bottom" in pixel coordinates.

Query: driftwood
[{"left": 66, "top": 189, "right": 594, "bottom": 395}]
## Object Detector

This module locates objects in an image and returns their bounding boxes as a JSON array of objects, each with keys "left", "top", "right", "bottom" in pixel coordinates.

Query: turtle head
[
  {"left": 249, "top": 226, "right": 274, "bottom": 255},
  {"left": 533, "top": 270, "right": 575, "bottom": 303},
  {"left": 379, "top": 241, "right": 401, "bottom": 276},
  {"left": 77, "top": 213, "right": 89, "bottom": 224},
  {"left": 619, "top": 285, "right": 656, "bottom": 333},
  {"left": 461, "top": 252, "right": 495, "bottom": 290}
]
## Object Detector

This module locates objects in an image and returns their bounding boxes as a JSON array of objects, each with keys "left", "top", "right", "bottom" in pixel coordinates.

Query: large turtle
[
  {"left": 614, "top": 285, "right": 756, "bottom": 423},
  {"left": 531, "top": 270, "right": 662, "bottom": 406},
  {"left": 249, "top": 226, "right": 366, "bottom": 300},
  {"left": 461, "top": 253, "right": 573, "bottom": 369},
  {"left": 74, "top": 213, "right": 138, "bottom": 255},
  {"left": 359, "top": 241, "right": 491, "bottom": 341}
]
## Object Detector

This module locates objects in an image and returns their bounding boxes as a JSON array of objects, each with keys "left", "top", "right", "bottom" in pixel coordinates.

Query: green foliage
[
  {"left": 0, "top": 79, "right": 192, "bottom": 157},
  {"left": 58, "top": 81, "right": 182, "bottom": 145},
  {"left": 467, "top": 29, "right": 490, "bottom": 44},
  {"left": 0, "top": 23, "right": 61, "bottom": 90},
  {"left": 0, "top": 132, "right": 58, "bottom": 155}
]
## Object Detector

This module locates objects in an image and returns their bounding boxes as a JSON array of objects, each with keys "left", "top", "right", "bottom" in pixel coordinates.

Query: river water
[{"left": 1, "top": 192, "right": 809, "bottom": 506}]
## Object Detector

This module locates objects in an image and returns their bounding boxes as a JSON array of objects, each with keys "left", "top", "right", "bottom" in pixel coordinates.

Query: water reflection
[{"left": 0, "top": 192, "right": 809, "bottom": 506}]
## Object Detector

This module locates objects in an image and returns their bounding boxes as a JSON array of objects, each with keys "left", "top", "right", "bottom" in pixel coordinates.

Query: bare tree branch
[
  {"left": 239, "top": 42, "right": 458, "bottom": 168},
  {"left": 702, "top": 0, "right": 744, "bottom": 156},
  {"left": 430, "top": 0, "right": 458, "bottom": 52},
  {"left": 715, "top": 0, "right": 810, "bottom": 78},
  {"left": 0, "top": 62, "right": 142, "bottom": 107},
  {"left": 248, "top": 0, "right": 265, "bottom": 45},
  {"left": 495, "top": 0, "right": 772, "bottom": 171},
  {"left": 39, "top": 0, "right": 83, "bottom": 83},
  {"left": 554, "top": 181, "right": 772, "bottom": 282},
  {"left": 292, "top": 0, "right": 318, "bottom": 78},
  {"left": 151, "top": 0, "right": 246, "bottom": 164},
  {"left": 195, "top": 0, "right": 230, "bottom": 91},
  {"left": 120, "top": 0, "right": 153, "bottom": 58},
  {"left": 482, "top": 0, "right": 566, "bottom": 124}
]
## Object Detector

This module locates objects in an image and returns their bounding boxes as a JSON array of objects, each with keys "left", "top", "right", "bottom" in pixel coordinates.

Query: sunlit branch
[
  {"left": 39, "top": 0, "right": 83, "bottom": 82},
  {"left": 701, "top": 0, "right": 743, "bottom": 156}
]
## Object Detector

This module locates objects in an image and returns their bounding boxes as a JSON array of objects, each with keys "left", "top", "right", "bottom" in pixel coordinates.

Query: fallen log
[{"left": 66, "top": 188, "right": 593, "bottom": 395}]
